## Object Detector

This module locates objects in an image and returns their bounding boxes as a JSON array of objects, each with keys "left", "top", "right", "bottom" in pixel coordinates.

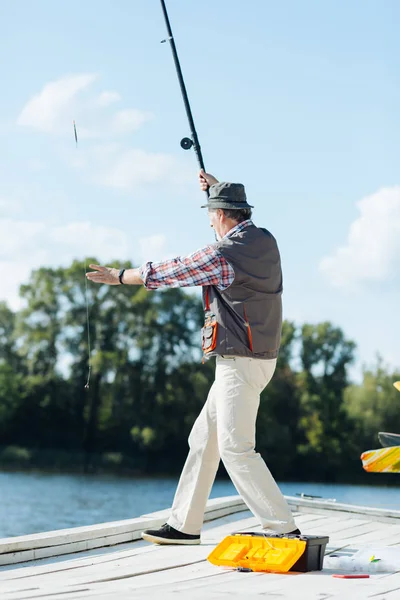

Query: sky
[{"left": 0, "top": 0, "right": 399, "bottom": 380}]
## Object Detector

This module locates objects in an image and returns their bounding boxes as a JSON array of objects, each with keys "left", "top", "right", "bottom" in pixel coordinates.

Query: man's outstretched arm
[
  {"left": 85, "top": 169, "right": 228, "bottom": 288},
  {"left": 86, "top": 265, "right": 143, "bottom": 286},
  {"left": 85, "top": 243, "right": 234, "bottom": 291}
]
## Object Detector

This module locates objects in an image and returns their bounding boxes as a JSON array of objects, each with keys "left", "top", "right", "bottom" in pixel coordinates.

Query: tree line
[{"left": 0, "top": 259, "right": 399, "bottom": 482}]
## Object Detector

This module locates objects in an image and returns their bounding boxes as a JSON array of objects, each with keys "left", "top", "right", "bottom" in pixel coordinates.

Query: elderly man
[{"left": 86, "top": 170, "right": 299, "bottom": 545}]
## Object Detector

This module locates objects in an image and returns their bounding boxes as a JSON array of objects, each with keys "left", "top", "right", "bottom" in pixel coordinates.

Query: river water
[{"left": 1, "top": 471, "right": 398, "bottom": 538}]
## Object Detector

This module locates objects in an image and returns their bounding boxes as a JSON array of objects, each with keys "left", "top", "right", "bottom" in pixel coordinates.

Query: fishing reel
[{"left": 180, "top": 137, "right": 193, "bottom": 150}]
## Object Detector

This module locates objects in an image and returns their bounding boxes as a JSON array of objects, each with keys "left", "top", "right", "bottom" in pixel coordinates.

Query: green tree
[
  {"left": 296, "top": 322, "right": 356, "bottom": 480},
  {"left": 344, "top": 356, "right": 400, "bottom": 450},
  {"left": 257, "top": 321, "right": 301, "bottom": 478},
  {"left": 4, "top": 258, "right": 396, "bottom": 483}
]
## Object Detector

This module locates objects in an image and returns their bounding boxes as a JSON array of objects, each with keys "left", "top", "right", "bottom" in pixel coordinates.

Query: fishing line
[
  {"left": 73, "top": 120, "right": 91, "bottom": 389},
  {"left": 84, "top": 258, "right": 92, "bottom": 390}
]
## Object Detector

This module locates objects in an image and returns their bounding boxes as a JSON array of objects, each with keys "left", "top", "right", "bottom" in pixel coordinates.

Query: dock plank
[{"left": 1, "top": 496, "right": 399, "bottom": 600}]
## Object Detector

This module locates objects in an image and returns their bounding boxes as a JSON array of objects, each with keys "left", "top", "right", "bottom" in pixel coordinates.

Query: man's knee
[
  {"left": 188, "top": 423, "right": 217, "bottom": 457},
  {"left": 219, "top": 439, "right": 256, "bottom": 465},
  {"left": 188, "top": 426, "right": 205, "bottom": 450}
]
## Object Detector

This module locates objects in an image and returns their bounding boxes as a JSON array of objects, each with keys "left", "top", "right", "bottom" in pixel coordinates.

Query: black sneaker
[
  {"left": 141, "top": 523, "right": 201, "bottom": 545},
  {"left": 235, "top": 528, "right": 302, "bottom": 537},
  {"left": 288, "top": 528, "right": 302, "bottom": 535},
  {"left": 265, "top": 528, "right": 302, "bottom": 536}
]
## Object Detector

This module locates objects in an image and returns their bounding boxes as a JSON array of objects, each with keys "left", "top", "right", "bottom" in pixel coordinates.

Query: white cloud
[
  {"left": 111, "top": 109, "right": 153, "bottom": 134},
  {"left": 17, "top": 73, "right": 191, "bottom": 192},
  {"left": 17, "top": 74, "right": 97, "bottom": 134},
  {"left": 0, "top": 216, "right": 130, "bottom": 310},
  {"left": 96, "top": 148, "right": 179, "bottom": 189},
  {"left": 0, "top": 219, "right": 49, "bottom": 309},
  {"left": 17, "top": 74, "right": 152, "bottom": 139},
  {"left": 50, "top": 222, "right": 129, "bottom": 260},
  {"left": 138, "top": 234, "right": 169, "bottom": 264},
  {"left": 0, "top": 219, "right": 46, "bottom": 254},
  {"left": 320, "top": 186, "right": 400, "bottom": 288},
  {"left": 96, "top": 91, "right": 121, "bottom": 107},
  {"left": 0, "top": 197, "right": 22, "bottom": 217},
  {"left": 72, "top": 143, "right": 189, "bottom": 190}
]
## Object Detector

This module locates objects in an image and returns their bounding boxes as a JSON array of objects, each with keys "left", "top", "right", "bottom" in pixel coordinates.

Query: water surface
[{"left": 1, "top": 471, "right": 398, "bottom": 538}]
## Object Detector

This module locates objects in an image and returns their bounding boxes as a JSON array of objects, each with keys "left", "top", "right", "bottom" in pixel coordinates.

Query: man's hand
[
  {"left": 86, "top": 264, "right": 121, "bottom": 285},
  {"left": 199, "top": 169, "right": 219, "bottom": 191}
]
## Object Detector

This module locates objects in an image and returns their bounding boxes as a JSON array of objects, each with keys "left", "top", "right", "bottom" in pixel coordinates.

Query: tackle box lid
[
  {"left": 207, "top": 533, "right": 307, "bottom": 573},
  {"left": 235, "top": 532, "right": 330, "bottom": 546}
]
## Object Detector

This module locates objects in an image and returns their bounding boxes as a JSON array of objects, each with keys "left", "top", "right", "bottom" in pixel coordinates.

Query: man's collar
[{"left": 224, "top": 219, "right": 253, "bottom": 239}]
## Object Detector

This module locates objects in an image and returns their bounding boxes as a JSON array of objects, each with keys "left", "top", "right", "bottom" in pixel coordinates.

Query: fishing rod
[{"left": 160, "top": 0, "right": 208, "bottom": 194}]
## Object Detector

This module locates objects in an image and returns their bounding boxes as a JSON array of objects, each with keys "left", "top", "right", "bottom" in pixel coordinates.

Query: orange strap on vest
[
  {"left": 243, "top": 306, "right": 253, "bottom": 352},
  {"left": 205, "top": 287, "right": 210, "bottom": 311}
]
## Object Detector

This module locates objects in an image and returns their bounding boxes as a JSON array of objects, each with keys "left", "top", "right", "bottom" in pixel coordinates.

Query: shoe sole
[{"left": 141, "top": 532, "right": 200, "bottom": 545}]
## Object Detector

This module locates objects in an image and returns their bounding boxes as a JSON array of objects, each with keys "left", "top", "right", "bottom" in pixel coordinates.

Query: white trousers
[{"left": 167, "top": 355, "right": 296, "bottom": 535}]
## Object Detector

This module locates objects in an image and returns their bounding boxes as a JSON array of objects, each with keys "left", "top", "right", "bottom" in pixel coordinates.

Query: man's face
[{"left": 208, "top": 209, "right": 223, "bottom": 241}]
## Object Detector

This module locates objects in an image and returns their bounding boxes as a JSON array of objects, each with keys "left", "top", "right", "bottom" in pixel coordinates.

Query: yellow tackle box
[{"left": 207, "top": 532, "right": 329, "bottom": 573}]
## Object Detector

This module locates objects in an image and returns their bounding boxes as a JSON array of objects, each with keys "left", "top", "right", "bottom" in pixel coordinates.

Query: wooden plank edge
[
  {"left": 0, "top": 496, "right": 246, "bottom": 565},
  {"left": 285, "top": 496, "right": 400, "bottom": 522},
  {"left": 0, "top": 529, "right": 146, "bottom": 567},
  {"left": 3, "top": 492, "right": 398, "bottom": 566}
]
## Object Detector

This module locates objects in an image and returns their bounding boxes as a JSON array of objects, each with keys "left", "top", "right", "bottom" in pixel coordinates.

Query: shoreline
[{"left": 1, "top": 452, "right": 398, "bottom": 487}]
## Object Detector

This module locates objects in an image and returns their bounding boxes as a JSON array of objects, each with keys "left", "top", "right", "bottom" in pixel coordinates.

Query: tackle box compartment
[{"left": 207, "top": 532, "right": 329, "bottom": 573}]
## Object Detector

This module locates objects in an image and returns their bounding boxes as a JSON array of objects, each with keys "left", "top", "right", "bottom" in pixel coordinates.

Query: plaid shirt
[{"left": 140, "top": 220, "right": 253, "bottom": 291}]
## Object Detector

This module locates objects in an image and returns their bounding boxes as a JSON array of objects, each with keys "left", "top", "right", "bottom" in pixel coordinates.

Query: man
[{"left": 86, "top": 170, "right": 299, "bottom": 545}]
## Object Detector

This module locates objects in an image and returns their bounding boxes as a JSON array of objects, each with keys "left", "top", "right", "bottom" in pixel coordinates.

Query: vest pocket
[
  {"left": 202, "top": 313, "right": 218, "bottom": 354},
  {"left": 202, "top": 287, "right": 218, "bottom": 354}
]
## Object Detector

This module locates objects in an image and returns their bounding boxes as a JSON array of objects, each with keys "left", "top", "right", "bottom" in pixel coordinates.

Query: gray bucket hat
[{"left": 201, "top": 182, "right": 254, "bottom": 210}]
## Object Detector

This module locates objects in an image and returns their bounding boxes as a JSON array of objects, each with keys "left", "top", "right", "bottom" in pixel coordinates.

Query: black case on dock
[{"left": 232, "top": 532, "right": 329, "bottom": 572}]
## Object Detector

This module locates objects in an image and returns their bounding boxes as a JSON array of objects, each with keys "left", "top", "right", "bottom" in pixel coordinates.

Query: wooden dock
[{"left": 0, "top": 495, "right": 399, "bottom": 599}]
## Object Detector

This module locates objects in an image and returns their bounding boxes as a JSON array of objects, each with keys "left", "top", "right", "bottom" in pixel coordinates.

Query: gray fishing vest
[{"left": 201, "top": 223, "right": 282, "bottom": 360}]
